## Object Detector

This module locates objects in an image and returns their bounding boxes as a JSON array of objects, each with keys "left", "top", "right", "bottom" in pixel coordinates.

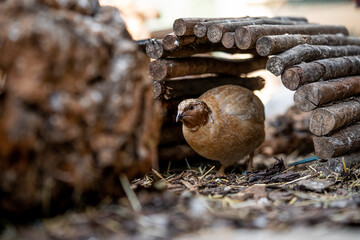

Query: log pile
[
  {"left": 261, "top": 29, "right": 360, "bottom": 163},
  {"left": 0, "top": 0, "right": 160, "bottom": 216},
  {"left": 139, "top": 16, "right": 354, "bottom": 164}
]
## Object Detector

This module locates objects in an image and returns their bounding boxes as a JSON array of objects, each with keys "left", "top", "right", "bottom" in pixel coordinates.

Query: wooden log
[
  {"left": 235, "top": 24, "right": 349, "bottom": 50},
  {"left": 313, "top": 122, "right": 360, "bottom": 159},
  {"left": 222, "top": 32, "right": 235, "bottom": 48},
  {"left": 193, "top": 16, "right": 307, "bottom": 38},
  {"left": 256, "top": 33, "right": 360, "bottom": 56},
  {"left": 272, "top": 16, "right": 308, "bottom": 22},
  {"left": 153, "top": 75, "right": 265, "bottom": 99},
  {"left": 0, "top": 2, "right": 161, "bottom": 215},
  {"left": 321, "top": 151, "right": 360, "bottom": 175},
  {"left": 162, "top": 33, "right": 197, "bottom": 51},
  {"left": 310, "top": 97, "right": 360, "bottom": 136},
  {"left": 149, "top": 56, "right": 267, "bottom": 81},
  {"left": 267, "top": 44, "right": 360, "bottom": 76},
  {"left": 173, "top": 17, "right": 240, "bottom": 36},
  {"left": 145, "top": 38, "right": 257, "bottom": 59},
  {"left": 282, "top": 56, "right": 360, "bottom": 91},
  {"left": 293, "top": 76, "right": 360, "bottom": 112},
  {"left": 145, "top": 38, "right": 164, "bottom": 59},
  {"left": 208, "top": 19, "right": 309, "bottom": 43},
  {"left": 193, "top": 18, "right": 254, "bottom": 38}
]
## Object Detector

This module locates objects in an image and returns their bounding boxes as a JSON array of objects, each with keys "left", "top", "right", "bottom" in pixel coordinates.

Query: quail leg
[
  {"left": 247, "top": 152, "right": 255, "bottom": 171},
  {"left": 215, "top": 165, "right": 226, "bottom": 177}
]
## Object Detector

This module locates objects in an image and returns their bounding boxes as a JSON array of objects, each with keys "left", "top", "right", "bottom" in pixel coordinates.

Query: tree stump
[{"left": 0, "top": 0, "right": 160, "bottom": 216}]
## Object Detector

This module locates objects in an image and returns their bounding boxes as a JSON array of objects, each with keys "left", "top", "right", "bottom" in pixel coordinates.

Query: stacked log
[
  {"left": 0, "top": 0, "right": 160, "bottom": 216},
  {"left": 261, "top": 30, "right": 360, "bottom": 162},
  {"left": 137, "top": 16, "right": 353, "bottom": 164}
]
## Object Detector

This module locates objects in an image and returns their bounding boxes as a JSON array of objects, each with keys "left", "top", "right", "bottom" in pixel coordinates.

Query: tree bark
[
  {"left": 145, "top": 38, "right": 257, "bottom": 59},
  {"left": 267, "top": 44, "right": 360, "bottom": 76},
  {"left": 173, "top": 17, "right": 241, "bottom": 36},
  {"left": 162, "top": 33, "right": 197, "bottom": 51},
  {"left": 149, "top": 56, "right": 267, "bottom": 81},
  {"left": 192, "top": 16, "right": 307, "bottom": 39},
  {"left": 256, "top": 33, "right": 360, "bottom": 56},
  {"left": 235, "top": 24, "right": 349, "bottom": 49},
  {"left": 313, "top": 122, "right": 360, "bottom": 159},
  {"left": 321, "top": 151, "right": 360, "bottom": 175},
  {"left": 281, "top": 56, "right": 360, "bottom": 91},
  {"left": 207, "top": 18, "right": 308, "bottom": 43},
  {"left": 153, "top": 75, "right": 265, "bottom": 99},
  {"left": 193, "top": 18, "right": 255, "bottom": 38},
  {"left": 293, "top": 76, "right": 360, "bottom": 112},
  {"left": 310, "top": 97, "right": 360, "bottom": 136}
]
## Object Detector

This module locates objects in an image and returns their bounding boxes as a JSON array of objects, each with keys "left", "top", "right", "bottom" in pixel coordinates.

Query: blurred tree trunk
[{"left": 0, "top": 0, "right": 160, "bottom": 216}]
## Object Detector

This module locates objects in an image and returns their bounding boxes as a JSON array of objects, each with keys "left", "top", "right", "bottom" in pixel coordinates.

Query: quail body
[{"left": 177, "top": 85, "right": 265, "bottom": 176}]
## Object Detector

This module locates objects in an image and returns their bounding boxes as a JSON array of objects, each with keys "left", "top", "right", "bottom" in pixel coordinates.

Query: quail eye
[{"left": 189, "top": 105, "right": 194, "bottom": 110}]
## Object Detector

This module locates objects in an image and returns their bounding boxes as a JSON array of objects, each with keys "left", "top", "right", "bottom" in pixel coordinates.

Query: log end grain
[
  {"left": 235, "top": 26, "right": 252, "bottom": 49},
  {"left": 193, "top": 23, "right": 207, "bottom": 38},
  {"left": 173, "top": 18, "right": 187, "bottom": 36},
  {"left": 266, "top": 57, "right": 285, "bottom": 76},
  {"left": 256, "top": 36, "right": 273, "bottom": 56},
  {"left": 313, "top": 136, "right": 335, "bottom": 159},
  {"left": 281, "top": 67, "right": 302, "bottom": 91},
  {"left": 162, "top": 34, "right": 178, "bottom": 51},
  {"left": 145, "top": 39, "right": 164, "bottom": 59},
  {"left": 153, "top": 80, "right": 165, "bottom": 99},
  {"left": 207, "top": 24, "right": 223, "bottom": 43},
  {"left": 149, "top": 60, "right": 168, "bottom": 81},
  {"left": 222, "top": 32, "right": 235, "bottom": 49},
  {"left": 309, "top": 109, "right": 336, "bottom": 136},
  {"left": 293, "top": 85, "right": 320, "bottom": 112}
]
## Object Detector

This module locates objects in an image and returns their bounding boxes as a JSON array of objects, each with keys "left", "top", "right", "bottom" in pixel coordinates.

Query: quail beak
[{"left": 176, "top": 112, "right": 184, "bottom": 122}]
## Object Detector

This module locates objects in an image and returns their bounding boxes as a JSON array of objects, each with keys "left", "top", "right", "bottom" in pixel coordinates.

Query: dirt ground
[{"left": 1, "top": 157, "right": 359, "bottom": 240}]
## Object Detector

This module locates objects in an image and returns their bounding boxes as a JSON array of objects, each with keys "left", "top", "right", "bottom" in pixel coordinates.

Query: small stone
[{"left": 297, "top": 179, "right": 332, "bottom": 192}]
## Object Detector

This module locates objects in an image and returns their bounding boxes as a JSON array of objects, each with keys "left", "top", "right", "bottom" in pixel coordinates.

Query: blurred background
[{"left": 101, "top": 0, "right": 360, "bottom": 118}]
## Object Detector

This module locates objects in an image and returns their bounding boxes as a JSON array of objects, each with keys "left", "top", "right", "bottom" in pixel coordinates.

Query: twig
[
  {"left": 342, "top": 157, "right": 347, "bottom": 173},
  {"left": 119, "top": 174, "right": 142, "bottom": 212},
  {"left": 199, "top": 166, "right": 216, "bottom": 180},
  {"left": 167, "top": 161, "right": 172, "bottom": 174},
  {"left": 180, "top": 180, "right": 198, "bottom": 191},
  {"left": 152, "top": 168, "right": 171, "bottom": 185},
  {"left": 185, "top": 158, "right": 191, "bottom": 170},
  {"left": 165, "top": 174, "right": 175, "bottom": 180},
  {"left": 288, "top": 197, "right": 298, "bottom": 205},
  {"left": 167, "top": 171, "right": 185, "bottom": 182},
  {"left": 282, "top": 166, "right": 295, "bottom": 173},
  {"left": 199, "top": 166, "right": 206, "bottom": 175},
  {"left": 282, "top": 174, "right": 317, "bottom": 186},
  {"left": 307, "top": 165, "right": 318, "bottom": 173}
]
